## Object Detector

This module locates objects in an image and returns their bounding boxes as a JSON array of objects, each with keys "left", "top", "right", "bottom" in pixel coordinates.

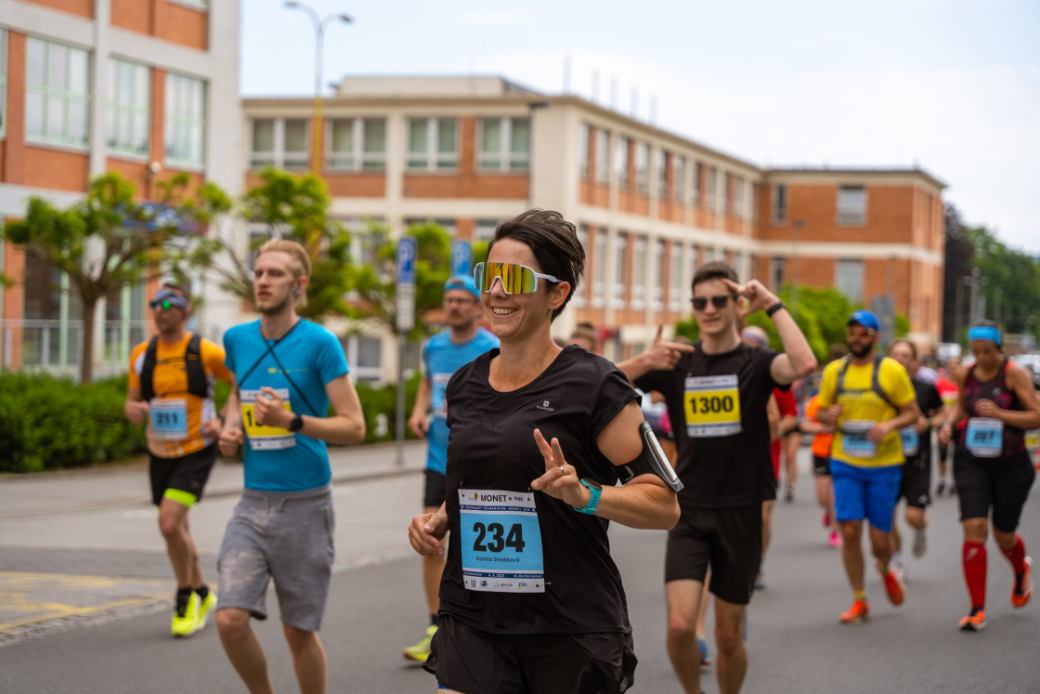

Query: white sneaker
[
  {"left": 890, "top": 552, "right": 908, "bottom": 583},
  {"left": 912, "top": 529, "right": 927, "bottom": 558}
]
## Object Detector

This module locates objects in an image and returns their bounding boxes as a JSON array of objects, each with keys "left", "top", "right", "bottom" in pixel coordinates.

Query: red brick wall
[
  {"left": 3, "top": 33, "right": 27, "bottom": 185},
  {"left": 22, "top": 0, "right": 92, "bottom": 18},
  {"left": 455, "top": 218, "right": 474, "bottom": 241},
  {"left": 111, "top": 0, "right": 151, "bottom": 34},
  {"left": 23, "top": 146, "right": 89, "bottom": 191},
  {"left": 618, "top": 190, "right": 649, "bottom": 216},
  {"left": 156, "top": 1, "right": 208, "bottom": 51},
  {"left": 325, "top": 174, "right": 386, "bottom": 197},
  {"left": 580, "top": 181, "right": 609, "bottom": 207},
  {"left": 106, "top": 158, "right": 151, "bottom": 195},
  {"left": 760, "top": 184, "right": 916, "bottom": 244},
  {"left": 658, "top": 200, "right": 684, "bottom": 223},
  {"left": 3, "top": 242, "right": 26, "bottom": 366}
]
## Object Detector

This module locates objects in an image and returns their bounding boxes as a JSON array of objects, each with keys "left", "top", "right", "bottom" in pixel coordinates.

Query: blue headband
[
  {"left": 150, "top": 289, "right": 189, "bottom": 311},
  {"left": 968, "top": 326, "right": 1002, "bottom": 345}
]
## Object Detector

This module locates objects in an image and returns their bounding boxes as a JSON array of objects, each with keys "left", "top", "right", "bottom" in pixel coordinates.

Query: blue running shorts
[{"left": 830, "top": 460, "right": 903, "bottom": 532}]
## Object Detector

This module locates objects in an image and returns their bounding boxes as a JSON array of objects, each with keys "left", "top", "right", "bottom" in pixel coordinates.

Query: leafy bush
[
  {"left": 0, "top": 371, "right": 146, "bottom": 473},
  {"left": 355, "top": 372, "right": 423, "bottom": 444}
]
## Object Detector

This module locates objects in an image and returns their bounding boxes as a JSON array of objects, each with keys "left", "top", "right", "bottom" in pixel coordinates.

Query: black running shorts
[
  {"left": 898, "top": 456, "right": 932, "bottom": 509},
  {"left": 425, "top": 614, "right": 637, "bottom": 694},
  {"left": 149, "top": 444, "right": 217, "bottom": 507},
  {"left": 665, "top": 504, "right": 762, "bottom": 606},
  {"left": 812, "top": 455, "right": 831, "bottom": 476},
  {"left": 954, "top": 447, "right": 1035, "bottom": 532},
  {"left": 423, "top": 469, "right": 446, "bottom": 509}
]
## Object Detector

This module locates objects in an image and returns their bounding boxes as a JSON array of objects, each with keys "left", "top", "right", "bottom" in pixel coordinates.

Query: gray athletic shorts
[{"left": 217, "top": 484, "right": 335, "bottom": 632}]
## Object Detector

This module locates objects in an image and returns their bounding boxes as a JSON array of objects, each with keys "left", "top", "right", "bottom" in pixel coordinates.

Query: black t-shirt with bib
[
  {"left": 439, "top": 345, "right": 640, "bottom": 635},
  {"left": 636, "top": 342, "right": 781, "bottom": 509}
]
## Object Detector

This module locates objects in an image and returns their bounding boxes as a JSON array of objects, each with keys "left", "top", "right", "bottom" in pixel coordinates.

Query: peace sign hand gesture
[
  {"left": 530, "top": 429, "right": 590, "bottom": 508},
  {"left": 722, "top": 278, "right": 779, "bottom": 319}
]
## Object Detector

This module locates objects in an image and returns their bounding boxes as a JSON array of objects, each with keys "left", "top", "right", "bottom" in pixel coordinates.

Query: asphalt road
[{"left": 2, "top": 450, "right": 1039, "bottom": 693}]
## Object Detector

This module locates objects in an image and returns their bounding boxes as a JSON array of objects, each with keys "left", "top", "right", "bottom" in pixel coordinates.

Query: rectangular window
[
  {"left": 593, "top": 229, "right": 606, "bottom": 307},
  {"left": 836, "top": 260, "right": 864, "bottom": 302},
  {"left": 734, "top": 176, "right": 745, "bottom": 218},
  {"left": 327, "top": 117, "right": 386, "bottom": 171},
  {"left": 613, "top": 233, "right": 627, "bottom": 307},
  {"left": 26, "top": 37, "right": 91, "bottom": 148},
  {"left": 635, "top": 142, "right": 649, "bottom": 194},
  {"left": 595, "top": 129, "right": 609, "bottom": 183},
  {"left": 655, "top": 150, "right": 667, "bottom": 199},
  {"left": 107, "top": 59, "right": 150, "bottom": 157},
  {"left": 165, "top": 71, "right": 206, "bottom": 167},
  {"left": 249, "top": 118, "right": 307, "bottom": 169},
  {"left": 615, "top": 136, "right": 630, "bottom": 188},
  {"left": 632, "top": 235, "right": 647, "bottom": 308},
  {"left": 0, "top": 29, "right": 7, "bottom": 136},
  {"left": 478, "top": 117, "right": 529, "bottom": 171},
  {"left": 669, "top": 244, "right": 682, "bottom": 312},
  {"left": 579, "top": 124, "right": 591, "bottom": 179},
  {"left": 770, "top": 257, "right": 785, "bottom": 291},
  {"left": 653, "top": 240, "right": 666, "bottom": 310},
  {"left": 407, "top": 117, "right": 457, "bottom": 171},
  {"left": 838, "top": 185, "right": 867, "bottom": 225},
  {"left": 706, "top": 166, "right": 717, "bottom": 210},
  {"left": 692, "top": 162, "right": 702, "bottom": 207},
  {"left": 772, "top": 184, "right": 787, "bottom": 223},
  {"left": 474, "top": 219, "right": 500, "bottom": 242},
  {"left": 674, "top": 155, "right": 685, "bottom": 203},
  {"left": 574, "top": 226, "right": 589, "bottom": 307}
]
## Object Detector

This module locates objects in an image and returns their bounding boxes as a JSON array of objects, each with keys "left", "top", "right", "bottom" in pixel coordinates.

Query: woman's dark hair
[{"left": 489, "top": 209, "right": 585, "bottom": 321}]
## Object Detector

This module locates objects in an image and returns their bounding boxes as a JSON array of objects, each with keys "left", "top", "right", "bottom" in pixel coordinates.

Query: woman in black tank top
[
  {"left": 939, "top": 321, "right": 1040, "bottom": 631},
  {"left": 406, "top": 210, "right": 680, "bottom": 694}
]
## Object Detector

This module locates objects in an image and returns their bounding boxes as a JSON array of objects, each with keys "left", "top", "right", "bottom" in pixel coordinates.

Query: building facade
[
  {"left": 0, "top": 0, "right": 241, "bottom": 377},
  {"left": 243, "top": 76, "right": 945, "bottom": 382}
]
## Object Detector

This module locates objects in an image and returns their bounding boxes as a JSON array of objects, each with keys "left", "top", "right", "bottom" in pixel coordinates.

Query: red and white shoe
[{"left": 1012, "top": 557, "right": 1032, "bottom": 609}]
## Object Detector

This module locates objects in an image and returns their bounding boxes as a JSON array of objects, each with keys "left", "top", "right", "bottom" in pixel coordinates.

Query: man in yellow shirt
[
  {"left": 817, "top": 310, "right": 920, "bottom": 624},
  {"left": 125, "top": 283, "right": 232, "bottom": 637}
]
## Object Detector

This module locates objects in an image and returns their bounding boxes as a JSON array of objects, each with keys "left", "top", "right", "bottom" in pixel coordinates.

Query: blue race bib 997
[
  {"left": 966, "top": 417, "right": 1002, "bottom": 458},
  {"left": 459, "top": 489, "right": 544, "bottom": 593}
]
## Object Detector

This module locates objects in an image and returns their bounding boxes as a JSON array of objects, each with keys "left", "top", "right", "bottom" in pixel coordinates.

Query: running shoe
[
  {"left": 171, "top": 592, "right": 199, "bottom": 638},
  {"left": 402, "top": 625, "right": 438, "bottom": 663},
  {"left": 754, "top": 572, "right": 766, "bottom": 591},
  {"left": 959, "top": 608, "right": 986, "bottom": 632},
  {"left": 784, "top": 485, "right": 794, "bottom": 503},
  {"left": 822, "top": 511, "right": 831, "bottom": 528},
  {"left": 829, "top": 530, "right": 842, "bottom": 548},
  {"left": 840, "top": 599, "right": 870, "bottom": 624},
  {"left": 912, "top": 529, "right": 928, "bottom": 558},
  {"left": 948, "top": 481, "right": 957, "bottom": 495},
  {"left": 890, "top": 553, "right": 908, "bottom": 584},
  {"left": 1012, "top": 557, "right": 1032, "bottom": 608},
  {"left": 696, "top": 634, "right": 713, "bottom": 667},
  {"left": 879, "top": 561, "right": 906, "bottom": 606},
  {"left": 196, "top": 591, "right": 217, "bottom": 631},
  {"left": 935, "top": 479, "right": 946, "bottom": 497}
]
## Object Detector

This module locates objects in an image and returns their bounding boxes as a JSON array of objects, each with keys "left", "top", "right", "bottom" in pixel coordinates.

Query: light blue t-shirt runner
[
  {"left": 423, "top": 327, "right": 499, "bottom": 475},
  {"left": 224, "top": 319, "right": 350, "bottom": 492}
]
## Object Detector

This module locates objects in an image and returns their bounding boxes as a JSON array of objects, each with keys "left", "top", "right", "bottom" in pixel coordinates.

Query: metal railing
[{"left": 1, "top": 319, "right": 149, "bottom": 381}]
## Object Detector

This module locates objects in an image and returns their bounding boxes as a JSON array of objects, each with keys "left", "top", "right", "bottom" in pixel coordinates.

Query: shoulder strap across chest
[
  {"left": 140, "top": 334, "right": 208, "bottom": 402},
  {"left": 834, "top": 354, "right": 895, "bottom": 410}
]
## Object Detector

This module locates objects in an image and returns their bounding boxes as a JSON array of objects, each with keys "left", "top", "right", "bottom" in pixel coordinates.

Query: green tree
[
  {"left": 180, "top": 167, "right": 352, "bottom": 321},
  {"left": 348, "top": 220, "right": 455, "bottom": 339},
  {"left": 963, "top": 225, "right": 1040, "bottom": 339},
  {"left": 2, "top": 173, "right": 229, "bottom": 382}
]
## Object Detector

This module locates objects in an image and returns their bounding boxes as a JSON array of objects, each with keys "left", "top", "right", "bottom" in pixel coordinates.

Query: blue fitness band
[{"left": 573, "top": 478, "right": 602, "bottom": 515}]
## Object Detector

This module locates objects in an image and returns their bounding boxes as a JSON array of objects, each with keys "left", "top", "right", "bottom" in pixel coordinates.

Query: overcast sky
[{"left": 241, "top": 0, "right": 1040, "bottom": 253}]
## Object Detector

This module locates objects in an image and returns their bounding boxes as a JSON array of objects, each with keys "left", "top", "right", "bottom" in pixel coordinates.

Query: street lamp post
[{"left": 284, "top": 2, "right": 352, "bottom": 171}]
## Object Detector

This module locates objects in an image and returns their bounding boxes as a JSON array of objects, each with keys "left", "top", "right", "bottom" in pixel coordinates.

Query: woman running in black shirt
[{"left": 408, "top": 209, "right": 680, "bottom": 694}]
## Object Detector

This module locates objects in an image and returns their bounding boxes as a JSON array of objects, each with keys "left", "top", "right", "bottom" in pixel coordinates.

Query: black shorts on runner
[
  {"left": 664, "top": 504, "right": 762, "bottom": 606},
  {"left": 898, "top": 456, "right": 931, "bottom": 509},
  {"left": 939, "top": 441, "right": 952, "bottom": 463},
  {"left": 423, "top": 469, "right": 446, "bottom": 509},
  {"left": 149, "top": 444, "right": 217, "bottom": 507},
  {"left": 954, "top": 447, "right": 1035, "bottom": 532},
  {"left": 812, "top": 455, "right": 831, "bottom": 477},
  {"left": 425, "top": 614, "right": 637, "bottom": 694}
]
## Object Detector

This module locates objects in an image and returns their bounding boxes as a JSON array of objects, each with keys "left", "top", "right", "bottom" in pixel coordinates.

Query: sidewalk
[{"left": 0, "top": 441, "right": 427, "bottom": 520}]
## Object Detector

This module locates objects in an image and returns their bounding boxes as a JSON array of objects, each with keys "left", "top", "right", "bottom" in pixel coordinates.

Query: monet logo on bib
[
  {"left": 240, "top": 389, "right": 295, "bottom": 450},
  {"left": 459, "top": 489, "right": 544, "bottom": 593},
  {"left": 684, "top": 375, "right": 742, "bottom": 438},
  {"left": 151, "top": 399, "right": 188, "bottom": 440}
]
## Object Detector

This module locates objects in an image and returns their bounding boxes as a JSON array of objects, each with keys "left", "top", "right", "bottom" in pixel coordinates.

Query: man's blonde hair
[{"left": 256, "top": 239, "right": 312, "bottom": 279}]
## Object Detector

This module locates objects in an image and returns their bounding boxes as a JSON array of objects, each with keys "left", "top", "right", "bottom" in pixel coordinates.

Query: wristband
[
  {"left": 572, "top": 478, "right": 602, "bottom": 515},
  {"left": 766, "top": 301, "right": 787, "bottom": 318}
]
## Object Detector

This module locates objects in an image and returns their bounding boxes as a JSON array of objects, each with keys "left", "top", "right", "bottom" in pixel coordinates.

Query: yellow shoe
[
  {"left": 402, "top": 625, "right": 437, "bottom": 663},
  {"left": 195, "top": 591, "right": 217, "bottom": 631},
  {"left": 171, "top": 592, "right": 200, "bottom": 638}
]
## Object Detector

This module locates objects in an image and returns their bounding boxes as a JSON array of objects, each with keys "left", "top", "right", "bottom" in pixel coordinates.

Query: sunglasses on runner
[
  {"left": 473, "top": 262, "right": 561, "bottom": 294},
  {"left": 691, "top": 294, "right": 735, "bottom": 311},
  {"left": 846, "top": 325, "right": 876, "bottom": 339}
]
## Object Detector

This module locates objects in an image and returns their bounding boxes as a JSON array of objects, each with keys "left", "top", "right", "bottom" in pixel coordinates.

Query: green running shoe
[
  {"left": 195, "top": 591, "right": 217, "bottom": 631},
  {"left": 171, "top": 592, "right": 200, "bottom": 638},
  {"left": 402, "top": 625, "right": 438, "bottom": 663}
]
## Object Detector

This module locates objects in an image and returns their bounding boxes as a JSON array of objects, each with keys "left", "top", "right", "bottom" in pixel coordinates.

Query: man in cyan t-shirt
[
  {"left": 217, "top": 239, "right": 366, "bottom": 694},
  {"left": 403, "top": 275, "right": 498, "bottom": 663}
]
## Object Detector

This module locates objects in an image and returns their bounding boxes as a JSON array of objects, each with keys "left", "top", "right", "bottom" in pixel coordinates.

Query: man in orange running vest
[{"left": 125, "top": 283, "right": 232, "bottom": 637}]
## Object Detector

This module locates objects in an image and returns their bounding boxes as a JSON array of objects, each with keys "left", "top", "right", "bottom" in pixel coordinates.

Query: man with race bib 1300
[
  {"left": 620, "top": 262, "right": 817, "bottom": 694},
  {"left": 403, "top": 275, "right": 498, "bottom": 663},
  {"left": 816, "top": 310, "right": 921, "bottom": 624}
]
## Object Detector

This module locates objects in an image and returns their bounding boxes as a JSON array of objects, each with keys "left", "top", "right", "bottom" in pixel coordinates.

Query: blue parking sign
[
  {"left": 451, "top": 240, "right": 472, "bottom": 276},
  {"left": 397, "top": 237, "right": 417, "bottom": 286}
]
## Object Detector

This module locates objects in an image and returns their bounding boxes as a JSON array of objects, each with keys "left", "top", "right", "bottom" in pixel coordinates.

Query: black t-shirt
[
  {"left": 439, "top": 345, "right": 640, "bottom": 635},
  {"left": 636, "top": 342, "right": 781, "bottom": 509},
  {"left": 909, "top": 377, "right": 943, "bottom": 464}
]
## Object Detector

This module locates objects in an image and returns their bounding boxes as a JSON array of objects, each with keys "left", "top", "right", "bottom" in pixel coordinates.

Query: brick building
[
  {"left": 243, "top": 76, "right": 945, "bottom": 382},
  {"left": 0, "top": 0, "right": 241, "bottom": 376}
]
